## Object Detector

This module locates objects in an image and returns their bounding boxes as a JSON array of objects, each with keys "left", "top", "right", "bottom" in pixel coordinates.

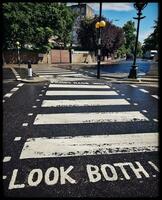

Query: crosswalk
[
  {"left": 19, "top": 82, "right": 158, "bottom": 160},
  {"left": 33, "top": 68, "right": 92, "bottom": 82}
]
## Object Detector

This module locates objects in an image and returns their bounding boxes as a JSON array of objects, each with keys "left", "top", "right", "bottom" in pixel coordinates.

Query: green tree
[
  {"left": 3, "top": 3, "right": 76, "bottom": 52},
  {"left": 142, "top": 19, "right": 159, "bottom": 53},
  {"left": 77, "top": 15, "right": 125, "bottom": 58},
  {"left": 122, "top": 20, "right": 136, "bottom": 56}
]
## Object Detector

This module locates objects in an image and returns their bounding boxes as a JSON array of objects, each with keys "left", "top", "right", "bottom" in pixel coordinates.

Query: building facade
[{"left": 69, "top": 4, "right": 95, "bottom": 47}]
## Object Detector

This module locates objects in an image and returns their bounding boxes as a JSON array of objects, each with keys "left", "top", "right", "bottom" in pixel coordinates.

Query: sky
[{"left": 68, "top": 3, "right": 159, "bottom": 44}]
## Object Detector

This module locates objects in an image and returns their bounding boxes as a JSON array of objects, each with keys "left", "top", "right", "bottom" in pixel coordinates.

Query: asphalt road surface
[{"left": 3, "top": 67, "right": 159, "bottom": 197}]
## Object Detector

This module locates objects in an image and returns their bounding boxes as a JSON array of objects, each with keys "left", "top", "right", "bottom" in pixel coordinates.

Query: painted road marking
[
  {"left": 8, "top": 160, "right": 159, "bottom": 189},
  {"left": 148, "top": 161, "right": 159, "bottom": 172},
  {"left": 32, "top": 106, "right": 37, "bottom": 108},
  {"left": 28, "top": 113, "right": 33, "bottom": 116},
  {"left": 39, "top": 75, "right": 55, "bottom": 78},
  {"left": 41, "top": 99, "right": 130, "bottom": 107},
  {"left": 153, "top": 119, "right": 158, "bottom": 122},
  {"left": 3, "top": 156, "right": 11, "bottom": 162},
  {"left": 14, "top": 137, "right": 21, "bottom": 141},
  {"left": 10, "top": 87, "right": 19, "bottom": 92},
  {"left": 33, "top": 111, "right": 149, "bottom": 125},
  {"left": 3, "top": 176, "right": 7, "bottom": 180},
  {"left": 49, "top": 84, "right": 110, "bottom": 89},
  {"left": 151, "top": 95, "right": 158, "bottom": 99},
  {"left": 4, "top": 93, "right": 13, "bottom": 98},
  {"left": 46, "top": 90, "right": 118, "bottom": 96},
  {"left": 17, "top": 83, "right": 24, "bottom": 87},
  {"left": 20, "top": 132, "right": 158, "bottom": 159},
  {"left": 139, "top": 89, "right": 149, "bottom": 93},
  {"left": 22, "top": 123, "right": 28, "bottom": 126},
  {"left": 130, "top": 85, "right": 138, "bottom": 88}
]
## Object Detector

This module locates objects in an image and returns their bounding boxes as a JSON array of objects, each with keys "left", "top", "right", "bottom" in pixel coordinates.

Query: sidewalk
[{"left": 3, "top": 61, "right": 158, "bottom": 84}]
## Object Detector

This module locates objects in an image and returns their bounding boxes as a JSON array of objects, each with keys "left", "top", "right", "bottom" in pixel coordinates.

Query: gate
[{"left": 51, "top": 49, "right": 70, "bottom": 64}]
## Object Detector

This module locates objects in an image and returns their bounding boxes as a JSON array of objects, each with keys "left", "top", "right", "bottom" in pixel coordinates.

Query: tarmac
[{"left": 3, "top": 61, "right": 159, "bottom": 84}]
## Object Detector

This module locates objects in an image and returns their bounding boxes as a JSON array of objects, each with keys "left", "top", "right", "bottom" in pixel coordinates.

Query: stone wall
[{"left": 72, "top": 50, "right": 96, "bottom": 63}]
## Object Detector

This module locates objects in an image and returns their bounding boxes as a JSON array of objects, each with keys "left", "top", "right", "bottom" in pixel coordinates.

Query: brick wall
[
  {"left": 3, "top": 50, "right": 51, "bottom": 64},
  {"left": 51, "top": 49, "right": 70, "bottom": 64}
]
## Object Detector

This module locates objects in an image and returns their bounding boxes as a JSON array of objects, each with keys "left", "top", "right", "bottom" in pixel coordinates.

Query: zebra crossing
[
  {"left": 33, "top": 68, "right": 92, "bottom": 82},
  {"left": 19, "top": 82, "right": 158, "bottom": 160}
]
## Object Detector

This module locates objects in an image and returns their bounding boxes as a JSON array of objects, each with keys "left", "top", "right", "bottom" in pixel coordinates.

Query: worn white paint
[
  {"left": 28, "top": 169, "right": 43, "bottom": 187},
  {"left": 128, "top": 162, "right": 150, "bottom": 178},
  {"left": 87, "top": 161, "right": 150, "bottom": 183},
  {"left": 10, "top": 87, "right": 19, "bottom": 92},
  {"left": 19, "top": 132, "right": 157, "bottom": 159},
  {"left": 130, "top": 85, "right": 138, "bottom": 88},
  {"left": 148, "top": 161, "right": 159, "bottom": 172},
  {"left": 4, "top": 93, "right": 13, "bottom": 98},
  {"left": 101, "top": 164, "right": 118, "bottom": 181},
  {"left": 41, "top": 99, "right": 130, "bottom": 107},
  {"left": 33, "top": 111, "right": 148, "bottom": 125},
  {"left": 139, "top": 89, "right": 149, "bottom": 93},
  {"left": 22, "top": 123, "right": 28, "bottom": 127},
  {"left": 3, "top": 176, "right": 7, "bottom": 179},
  {"left": 14, "top": 137, "right": 21, "bottom": 141},
  {"left": 8, "top": 169, "right": 25, "bottom": 190},
  {"left": 151, "top": 95, "right": 158, "bottom": 99},
  {"left": 59, "top": 73, "right": 84, "bottom": 77},
  {"left": 49, "top": 84, "right": 110, "bottom": 89},
  {"left": 44, "top": 167, "right": 59, "bottom": 185},
  {"left": 46, "top": 90, "right": 118, "bottom": 96},
  {"left": 28, "top": 113, "right": 33, "bottom": 116},
  {"left": 153, "top": 119, "right": 158, "bottom": 122},
  {"left": 17, "top": 83, "right": 24, "bottom": 87},
  {"left": 3, "top": 156, "right": 11, "bottom": 162},
  {"left": 113, "top": 163, "right": 131, "bottom": 180},
  {"left": 32, "top": 106, "right": 37, "bottom": 108}
]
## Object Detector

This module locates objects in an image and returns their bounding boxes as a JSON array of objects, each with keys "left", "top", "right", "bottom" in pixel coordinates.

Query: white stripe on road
[
  {"left": 39, "top": 75, "right": 55, "bottom": 78},
  {"left": 59, "top": 74, "right": 85, "bottom": 77},
  {"left": 4, "top": 93, "right": 13, "bottom": 98},
  {"left": 46, "top": 90, "right": 118, "bottom": 96},
  {"left": 17, "top": 83, "right": 24, "bottom": 87},
  {"left": 130, "top": 85, "right": 138, "bottom": 88},
  {"left": 49, "top": 84, "right": 110, "bottom": 89},
  {"left": 37, "top": 72, "right": 76, "bottom": 75},
  {"left": 20, "top": 132, "right": 158, "bottom": 159},
  {"left": 151, "top": 95, "right": 158, "bottom": 99},
  {"left": 10, "top": 87, "right": 19, "bottom": 92},
  {"left": 41, "top": 99, "right": 130, "bottom": 107},
  {"left": 139, "top": 89, "right": 149, "bottom": 93},
  {"left": 33, "top": 111, "right": 149, "bottom": 125}
]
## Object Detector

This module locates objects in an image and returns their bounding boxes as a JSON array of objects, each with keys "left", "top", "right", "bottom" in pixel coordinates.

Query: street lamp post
[
  {"left": 16, "top": 41, "right": 21, "bottom": 76},
  {"left": 95, "top": 2, "right": 106, "bottom": 79},
  {"left": 16, "top": 41, "right": 21, "bottom": 67},
  {"left": 128, "top": 2, "right": 147, "bottom": 79}
]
